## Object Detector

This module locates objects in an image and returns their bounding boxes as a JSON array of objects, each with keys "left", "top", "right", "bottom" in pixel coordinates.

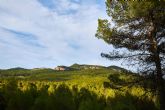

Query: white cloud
[
  {"left": 0, "top": 0, "right": 121, "bottom": 69},
  {"left": 52, "top": 0, "right": 80, "bottom": 12}
]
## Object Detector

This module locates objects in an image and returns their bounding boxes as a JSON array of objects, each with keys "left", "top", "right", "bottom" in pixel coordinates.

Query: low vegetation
[{"left": 0, "top": 67, "right": 159, "bottom": 110}]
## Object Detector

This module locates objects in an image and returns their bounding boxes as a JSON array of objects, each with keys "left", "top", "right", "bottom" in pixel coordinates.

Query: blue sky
[{"left": 0, "top": 0, "right": 124, "bottom": 69}]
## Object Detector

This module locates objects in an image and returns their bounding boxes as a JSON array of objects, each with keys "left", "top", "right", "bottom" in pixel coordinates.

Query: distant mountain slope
[
  {"left": 70, "top": 64, "right": 131, "bottom": 72},
  {"left": 0, "top": 67, "right": 55, "bottom": 78},
  {"left": 0, "top": 64, "right": 133, "bottom": 79},
  {"left": 7, "top": 67, "right": 28, "bottom": 70},
  {"left": 70, "top": 63, "right": 106, "bottom": 70}
]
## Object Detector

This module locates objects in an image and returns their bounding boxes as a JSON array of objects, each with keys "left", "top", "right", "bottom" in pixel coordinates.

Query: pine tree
[{"left": 96, "top": 0, "right": 165, "bottom": 109}]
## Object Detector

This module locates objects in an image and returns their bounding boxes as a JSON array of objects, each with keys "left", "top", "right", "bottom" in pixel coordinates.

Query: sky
[{"left": 0, "top": 0, "right": 124, "bottom": 69}]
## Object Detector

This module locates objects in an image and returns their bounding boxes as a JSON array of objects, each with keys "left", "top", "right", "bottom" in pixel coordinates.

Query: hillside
[
  {"left": 71, "top": 63, "right": 107, "bottom": 70},
  {"left": 0, "top": 65, "right": 131, "bottom": 81},
  {"left": 0, "top": 66, "right": 158, "bottom": 110}
]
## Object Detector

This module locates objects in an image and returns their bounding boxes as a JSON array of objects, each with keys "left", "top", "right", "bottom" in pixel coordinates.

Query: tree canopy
[{"left": 96, "top": 0, "right": 165, "bottom": 110}]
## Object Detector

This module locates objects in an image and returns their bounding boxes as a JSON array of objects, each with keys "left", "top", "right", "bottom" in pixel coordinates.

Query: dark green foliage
[
  {"left": 0, "top": 93, "right": 6, "bottom": 110},
  {"left": 52, "top": 84, "right": 76, "bottom": 110},
  {"left": 107, "top": 92, "right": 157, "bottom": 110},
  {"left": 95, "top": 0, "right": 165, "bottom": 109},
  {"left": 77, "top": 88, "right": 104, "bottom": 110},
  {"left": 0, "top": 80, "right": 158, "bottom": 110}
]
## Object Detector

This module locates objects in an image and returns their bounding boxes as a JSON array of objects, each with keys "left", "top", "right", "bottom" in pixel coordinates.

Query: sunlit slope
[
  {"left": 0, "top": 67, "right": 140, "bottom": 90},
  {"left": 0, "top": 67, "right": 135, "bottom": 83},
  {"left": 0, "top": 67, "right": 158, "bottom": 110}
]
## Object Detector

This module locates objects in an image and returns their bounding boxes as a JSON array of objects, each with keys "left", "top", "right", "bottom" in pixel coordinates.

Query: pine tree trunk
[
  {"left": 155, "top": 54, "right": 165, "bottom": 110},
  {"left": 149, "top": 11, "right": 165, "bottom": 110},
  {"left": 150, "top": 31, "right": 165, "bottom": 110},
  {"left": 151, "top": 33, "right": 164, "bottom": 110},
  {"left": 158, "top": 76, "right": 165, "bottom": 110}
]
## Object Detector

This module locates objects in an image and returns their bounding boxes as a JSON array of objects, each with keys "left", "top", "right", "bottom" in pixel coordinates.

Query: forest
[{"left": 0, "top": 67, "right": 159, "bottom": 110}]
